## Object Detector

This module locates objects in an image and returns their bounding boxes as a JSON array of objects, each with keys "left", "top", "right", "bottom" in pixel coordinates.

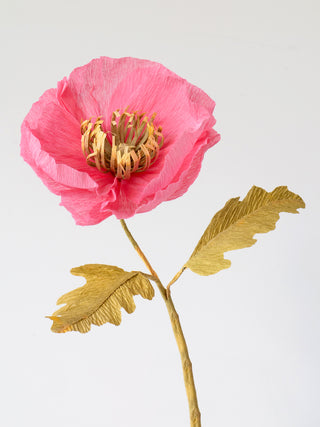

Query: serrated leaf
[
  {"left": 48, "top": 265, "right": 155, "bottom": 333},
  {"left": 185, "top": 186, "right": 305, "bottom": 276}
]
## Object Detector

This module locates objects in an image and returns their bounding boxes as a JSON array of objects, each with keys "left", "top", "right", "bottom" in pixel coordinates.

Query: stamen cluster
[{"left": 81, "top": 110, "right": 164, "bottom": 180}]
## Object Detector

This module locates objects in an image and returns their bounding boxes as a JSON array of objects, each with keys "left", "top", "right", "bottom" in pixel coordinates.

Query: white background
[{"left": 1, "top": 0, "right": 319, "bottom": 426}]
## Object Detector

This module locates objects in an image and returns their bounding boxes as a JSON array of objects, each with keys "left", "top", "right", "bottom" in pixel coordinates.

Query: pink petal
[
  {"left": 22, "top": 86, "right": 116, "bottom": 189},
  {"left": 21, "top": 120, "right": 97, "bottom": 194},
  {"left": 108, "top": 129, "right": 220, "bottom": 218},
  {"left": 145, "top": 129, "right": 221, "bottom": 207},
  {"left": 60, "top": 188, "right": 115, "bottom": 226},
  {"left": 57, "top": 57, "right": 151, "bottom": 122}
]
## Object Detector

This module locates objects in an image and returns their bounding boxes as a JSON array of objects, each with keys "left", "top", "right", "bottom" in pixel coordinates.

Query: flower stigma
[{"left": 81, "top": 109, "right": 164, "bottom": 180}]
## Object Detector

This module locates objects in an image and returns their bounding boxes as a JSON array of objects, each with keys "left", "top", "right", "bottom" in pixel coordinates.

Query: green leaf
[
  {"left": 185, "top": 186, "right": 305, "bottom": 276},
  {"left": 48, "top": 265, "right": 155, "bottom": 333}
]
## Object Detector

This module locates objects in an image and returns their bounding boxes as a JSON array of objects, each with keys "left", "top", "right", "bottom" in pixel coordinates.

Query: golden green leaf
[
  {"left": 185, "top": 186, "right": 305, "bottom": 276},
  {"left": 48, "top": 265, "right": 155, "bottom": 333}
]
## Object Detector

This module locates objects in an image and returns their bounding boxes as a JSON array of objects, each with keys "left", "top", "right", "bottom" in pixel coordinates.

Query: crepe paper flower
[
  {"left": 21, "top": 58, "right": 305, "bottom": 427},
  {"left": 20, "top": 57, "right": 220, "bottom": 225}
]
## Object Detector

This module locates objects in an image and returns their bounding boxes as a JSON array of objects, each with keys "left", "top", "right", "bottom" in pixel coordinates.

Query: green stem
[{"left": 120, "top": 219, "right": 201, "bottom": 427}]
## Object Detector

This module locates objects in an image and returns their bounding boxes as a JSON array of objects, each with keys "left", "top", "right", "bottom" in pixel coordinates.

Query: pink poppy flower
[{"left": 21, "top": 57, "right": 220, "bottom": 225}]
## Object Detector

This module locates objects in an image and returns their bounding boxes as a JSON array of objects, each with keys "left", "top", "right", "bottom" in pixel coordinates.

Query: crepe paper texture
[
  {"left": 20, "top": 56, "right": 220, "bottom": 225},
  {"left": 20, "top": 57, "right": 305, "bottom": 427},
  {"left": 185, "top": 186, "right": 305, "bottom": 275},
  {"left": 48, "top": 265, "right": 154, "bottom": 333}
]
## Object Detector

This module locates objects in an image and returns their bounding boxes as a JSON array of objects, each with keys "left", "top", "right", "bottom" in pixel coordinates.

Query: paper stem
[
  {"left": 120, "top": 219, "right": 201, "bottom": 427},
  {"left": 166, "top": 267, "right": 185, "bottom": 297}
]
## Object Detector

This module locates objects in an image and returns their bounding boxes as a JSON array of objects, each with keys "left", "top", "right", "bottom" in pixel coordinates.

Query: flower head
[{"left": 21, "top": 57, "right": 220, "bottom": 225}]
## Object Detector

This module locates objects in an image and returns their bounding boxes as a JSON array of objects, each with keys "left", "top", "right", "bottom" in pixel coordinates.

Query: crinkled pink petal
[
  {"left": 148, "top": 129, "right": 221, "bottom": 205},
  {"left": 21, "top": 120, "right": 96, "bottom": 194},
  {"left": 22, "top": 87, "right": 117, "bottom": 189},
  {"left": 57, "top": 57, "right": 151, "bottom": 122},
  {"left": 108, "top": 129, "right": 220, "bottom": 218},
  {"left": 60, "top": 188, "right": 115, "bottom": 226}
]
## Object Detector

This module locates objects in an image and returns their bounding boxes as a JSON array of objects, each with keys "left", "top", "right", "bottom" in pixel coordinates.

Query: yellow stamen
[{"left": 81, "top": 109, "right": 164, "bottom": 180}]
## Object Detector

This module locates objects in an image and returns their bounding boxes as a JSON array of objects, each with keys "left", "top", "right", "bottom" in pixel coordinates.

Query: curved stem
[
  {"left": 120, "top": 219, "right": 166, "bottom": 299},
  {"left": 120, "top": 219, "right": 201, "bottom": 427}
]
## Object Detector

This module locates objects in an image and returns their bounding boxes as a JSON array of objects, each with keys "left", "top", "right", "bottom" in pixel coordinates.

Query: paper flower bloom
[{"left": 21, "top": 57, "right": 220, "bottom": 225}]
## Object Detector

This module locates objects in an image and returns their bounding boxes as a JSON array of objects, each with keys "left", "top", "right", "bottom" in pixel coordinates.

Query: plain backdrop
[{"left": 1, "top": 0, "right": 319, "bottom": 426}]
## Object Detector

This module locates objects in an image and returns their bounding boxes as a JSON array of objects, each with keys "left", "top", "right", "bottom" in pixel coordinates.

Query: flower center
[{"left": 81, "top": 109, "right": 164, "bottom": 180}]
